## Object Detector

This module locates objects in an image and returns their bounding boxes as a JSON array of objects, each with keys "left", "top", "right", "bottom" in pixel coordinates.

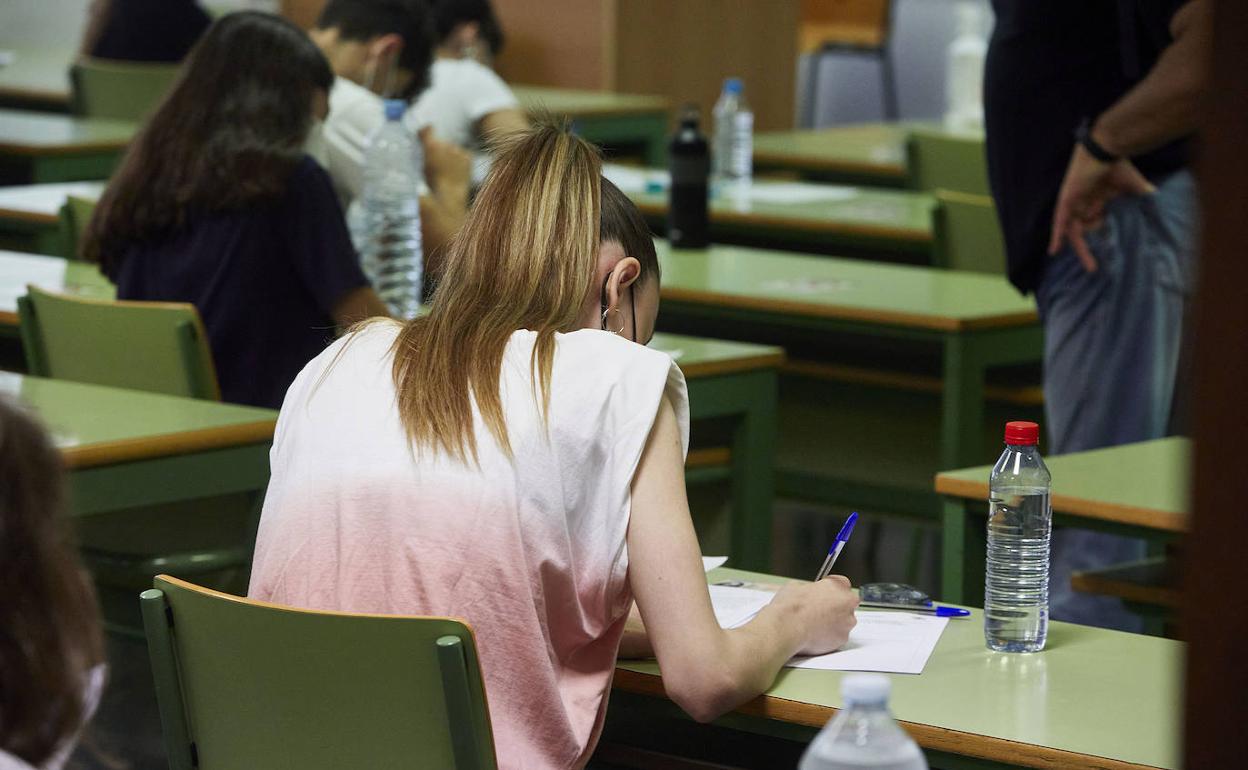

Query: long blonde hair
[{"left": 392, "top": 122, "right": 656, "bottom": 463}]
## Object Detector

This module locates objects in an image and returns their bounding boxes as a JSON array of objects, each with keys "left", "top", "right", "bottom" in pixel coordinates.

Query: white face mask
[{"left": 305, "top": 117, "right": 328, "bottom": 165}]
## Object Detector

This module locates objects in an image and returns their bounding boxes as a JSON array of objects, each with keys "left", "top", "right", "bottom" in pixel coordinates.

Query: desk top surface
[
  {"left": 936, "top": 437, "right": 1189, "bottom": 532},
  {"left": 0, "top": 45, "right": 73, "bottom": 106},
  {"left": 616, "top": 567, "right": 1180, "bottom": 770},
  {"left": 657, "top": 242, "right": 1038, "bottom": 333},
  {"left": 513, "top": 85, "right": 669, "bottom": 119},
  {"left": 0, "top": 109, "right": 135, "bottom": 155},
  {"left": 0, "top": 373, "right": 275, "bottom": 468}
]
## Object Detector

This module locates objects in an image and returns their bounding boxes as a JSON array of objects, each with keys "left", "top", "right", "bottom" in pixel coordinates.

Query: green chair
[
  {"left": 906, "top": 127, "right": 990, "bottom": 196},
  {"left": 70, "top": 57, "right": 181, "bottom": 121},
  {"left": 56, "top": 195, "right": 97, "bottom": 261},
  {"left": 931, "top": 189, "right": 1007, "bottom": 275},
  {"left": 18, "top": 285, "right": 220, "bottom": 399},
  {"left": 141, "top": 575, "right": 498, "bottom": 770}
]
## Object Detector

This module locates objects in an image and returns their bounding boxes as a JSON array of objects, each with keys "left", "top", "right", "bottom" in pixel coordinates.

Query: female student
[
  {"left": 0, "top": 398, "right": 105, "bottom": 770},
  {"left": 83, "top": 12, "right": 388, "bottom": 409},
  {"left": 249, "top": 124, "right": 858, "bottom": 769}
]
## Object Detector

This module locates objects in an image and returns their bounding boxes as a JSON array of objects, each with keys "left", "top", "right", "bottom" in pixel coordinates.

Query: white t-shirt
[
  {"left": 307, "top": 76, "right": 429, "bottom": 206},
  {"left": 249, "top": 322, "right": 687, "bottom": 769},
  {"left": 405, "top": 57, "right": 519, "bottom": 150}
]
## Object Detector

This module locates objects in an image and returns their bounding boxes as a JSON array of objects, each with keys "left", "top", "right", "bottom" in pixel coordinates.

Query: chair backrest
[
  {"left": 57, "top": 195, "right": 97, "bottom": 261},
  {"left": 906, "top": 127, "right": 990, "bottom": 196},
  {"left": 932, "top": 189, "right": 1007, "bottom": 274},
  {"left": 799, "top": 0, "right": 893, "bottom": 53},
  {"left": 70, "top": 57, "right": 181, "bottom": 121},
  {"left": 18, "top": 286, "right": 220, "bottom": 400},
  {"left": 141, "top": 576, "right": 498, "bottom": 770}
]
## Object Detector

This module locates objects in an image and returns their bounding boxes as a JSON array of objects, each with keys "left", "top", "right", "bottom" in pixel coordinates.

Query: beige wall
[{"left": 493, "top": 0, "right": 609, "bottom": 90}]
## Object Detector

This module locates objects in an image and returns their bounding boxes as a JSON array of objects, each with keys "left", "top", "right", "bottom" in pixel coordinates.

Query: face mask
[{"left": 304, "top": 117, "right": 327, "bottom": 164}]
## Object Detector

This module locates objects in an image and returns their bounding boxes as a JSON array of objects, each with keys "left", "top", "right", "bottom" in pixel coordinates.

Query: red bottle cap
[{"left": 1004, "top": 421, "right": 1040, "bottom": 445}]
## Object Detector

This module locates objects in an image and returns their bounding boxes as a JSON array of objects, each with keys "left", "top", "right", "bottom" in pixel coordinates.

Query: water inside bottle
[{"left": 985, "top": 486, "right": 1051, "bottom": 652}]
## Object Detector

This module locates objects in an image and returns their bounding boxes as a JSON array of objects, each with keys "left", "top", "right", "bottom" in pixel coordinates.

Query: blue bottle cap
[
  {"left": 383, "top": 99, "right": 407, "bottom": 121},
  {"left": 723, "top": 77, "right": 743, "bottom": 95}
]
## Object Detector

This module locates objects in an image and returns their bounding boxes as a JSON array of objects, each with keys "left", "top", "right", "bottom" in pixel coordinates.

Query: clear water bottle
[
  {"left": 985, "top": 420, "right": 1053, "bottom": 653},
  {"left": 668, "top": 103, "right": 710, "bottom": 249},
  {"left": 712, "top": 77, "right": 753, "bottom": 187},
  {"left": 944, "top": 0, "right": 988, "bottom": 130},
  {"left": 799, "top": 674, "right": 928, "bottom": 770},
  {"left": 350, "top": 98, "right": 423, "bottom": 319}
]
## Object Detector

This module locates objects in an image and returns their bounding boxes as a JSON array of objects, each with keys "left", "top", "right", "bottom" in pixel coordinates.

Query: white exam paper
[
  {"left": 702, "top": 556, "right": 728, "bottom": 572},
  {"left": 708, "top": 585, "right": 948, "bottom": 675},
  {"left": 0, "top": 182, "right": 105, "bottom": 217}
]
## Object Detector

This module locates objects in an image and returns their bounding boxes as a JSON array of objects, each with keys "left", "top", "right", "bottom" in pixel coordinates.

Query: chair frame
[
  {"left": 800, "top": 0, "right": 899, "bottom": 126},
  {"left": 141, "top": 576, "right": 498, "bottom": 770}
]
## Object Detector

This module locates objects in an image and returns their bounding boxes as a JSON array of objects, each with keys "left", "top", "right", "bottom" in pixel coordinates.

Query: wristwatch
[{"left": 1075, "top": 117, "right": 1121, "bottom": 163}]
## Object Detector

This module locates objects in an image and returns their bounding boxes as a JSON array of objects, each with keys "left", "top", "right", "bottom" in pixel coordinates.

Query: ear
[
  {"left": 604, "top": 257, "right": 642, "bottom": 310},
  {"left": 453, "top": 21, "right": 481, "bottom": 51},
  {"left": 369, "top": 33, "right": 405, "bottom": 67}
]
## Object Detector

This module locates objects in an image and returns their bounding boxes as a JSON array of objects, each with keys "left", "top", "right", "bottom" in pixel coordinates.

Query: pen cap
[{"left": 841, "top": 673, "right": 890, "bottom": 706}]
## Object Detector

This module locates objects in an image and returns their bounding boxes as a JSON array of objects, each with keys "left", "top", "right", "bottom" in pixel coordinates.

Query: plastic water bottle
[
  {"left": 668, "top": 103, "right": 710, "bottom": 249},
  {"left": 350, "top": 98, "right": 423, "bottom": 319},
  {"left": 799, "top": 674, "right": 928, "bottom": 770},
  {"left": 985, "top": 420, "right": 1053, "bottom": 653},
  {"left": 944, "top": 0, "right": 988, "bottom": 131},
  {"left": 712, "top": 77, "right": 753, "bottom": 188}
]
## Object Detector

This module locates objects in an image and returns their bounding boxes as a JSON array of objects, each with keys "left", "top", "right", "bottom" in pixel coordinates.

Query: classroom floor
[{"left": 70, "top": 500, "right": 940, "bottom": 770}]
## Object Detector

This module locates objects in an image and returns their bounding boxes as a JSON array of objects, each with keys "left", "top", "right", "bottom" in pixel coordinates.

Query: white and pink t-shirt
[{"left": 248, "top": 322, "right": 688, "bottom": 769}]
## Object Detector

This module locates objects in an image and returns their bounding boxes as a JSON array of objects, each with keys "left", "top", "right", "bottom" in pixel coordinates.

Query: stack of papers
[{"left": 708, "top": 583, "right": 948, "bottom": 675}]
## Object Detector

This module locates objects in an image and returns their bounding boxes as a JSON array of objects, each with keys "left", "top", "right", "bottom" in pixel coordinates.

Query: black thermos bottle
[{"left": 667, "top": 104, "right": 710, "bottom": 248}]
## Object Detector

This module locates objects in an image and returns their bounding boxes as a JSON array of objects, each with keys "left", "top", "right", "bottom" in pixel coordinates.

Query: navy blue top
[
  {"left": 985, "top": 0, "right": 1192, "bottom": 293},
  {"left": 90, "top": 0, "right": 212, "bottom": 63},
  {"left": 113, "top": 156, "right": 368, "bottom": 409}
]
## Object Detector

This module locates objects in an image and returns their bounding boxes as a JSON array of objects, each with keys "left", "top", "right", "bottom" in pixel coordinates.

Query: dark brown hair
[
  {"left": 83, "top": 11, "right": 335, "bottom": 274},
  {"left": 0, "top": 397, "right": 104, "bottom": 764}
]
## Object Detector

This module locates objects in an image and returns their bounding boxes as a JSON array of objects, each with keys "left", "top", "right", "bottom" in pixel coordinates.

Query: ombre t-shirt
[{"left": 248, "top": 322, "right": 688, "bottom": 769}]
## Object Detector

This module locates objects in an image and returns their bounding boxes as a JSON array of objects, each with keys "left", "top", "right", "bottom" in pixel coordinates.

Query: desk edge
[{"left": 62, "top": 419, "right": 276, "bottom": 469}]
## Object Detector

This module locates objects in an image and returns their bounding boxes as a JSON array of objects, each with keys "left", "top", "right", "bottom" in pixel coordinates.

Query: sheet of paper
[
  {"left": 789, "top": 612, "right": 949, "bottom": 675},
  {"left": 0, "top": 250, "right": 67, "bottom": 312},
  {"left": 702, "top": 556, "right": 727, "bottom": 572},
  {"left": 0, "top": 182, "right": 105, "bottom": 217},
  {"left": 707, "top": 585, "right": 949, "bottom": 674},
  {"left": 603, "top": 164, "right": 666, "bottom": 195}
]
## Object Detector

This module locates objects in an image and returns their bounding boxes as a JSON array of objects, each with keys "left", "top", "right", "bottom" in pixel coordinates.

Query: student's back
[
  {"left": 81, "top": 0, "right": 211, "bottom": 62},
  {"left": 84, "top": 13, "right": 386, "bottom": 409}
]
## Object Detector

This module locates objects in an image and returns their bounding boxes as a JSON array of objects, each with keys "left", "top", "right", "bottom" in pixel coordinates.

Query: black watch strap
[{"left": 1075, "top": 117, "right": 1120, "bottom": 163}]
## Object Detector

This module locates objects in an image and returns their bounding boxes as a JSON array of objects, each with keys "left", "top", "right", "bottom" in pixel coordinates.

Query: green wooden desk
[
  {"left": 514, "top": 85, "right": 670, "bottom": 167},
  {"left": 0, "top": 109, "right": 133, "bottom": 183},
  {"left": 0, "top": 45, "right": 73, "bottom": 112},
  {"left": 608, "top": 165, "right": 934, "bottom": 260},
  {"left": 0, "top": 372, "right": 275, "bottom": 517},
  {"left": 608, "top": 566, "right": 1180, "bottom": 770},
  {"left": 0, "top": 249, "right": 112, "bottom": 334},
  {"left": 652, "top": 333, "right": 782, "bottom": 570},
  {"left": 753, "top": 122, "right": 911, "bottom": 187},
  {"left": 656, "top": 242, "right": 1040, "bottom": 518},
  {"left": 0, "top": 180, "right": 105, "bottom": 254},
  {"left": 934, "top": 437, "right": 1189, "bottom": 605}
]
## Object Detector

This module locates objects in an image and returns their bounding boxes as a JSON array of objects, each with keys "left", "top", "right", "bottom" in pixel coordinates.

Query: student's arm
[
  {"left": 627, "top": 396, "right": 858, "bottom": 723},
  {"left": 478, "top": 108, "right": 530, "bottom": 142},
  {"left": 1048, "top": 0, "right": 1211, "bottom": 269},
  {"left": 418, "top": 128, "right": 472, "bottom": 277},
  {"left": 332, "top": 285, "right": 390, "bottom": 328}
]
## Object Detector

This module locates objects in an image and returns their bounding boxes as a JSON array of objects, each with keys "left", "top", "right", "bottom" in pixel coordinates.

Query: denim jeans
[{"left": 1034, "top": 169, "right": 1197, "bottom": 630}]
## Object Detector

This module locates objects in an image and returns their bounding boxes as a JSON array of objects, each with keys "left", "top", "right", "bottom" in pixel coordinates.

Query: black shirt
[
  {"left": 984, "top": 0, "right": 1192, "bottom": 293},
  {"left": 113, "top": 157, "right": 369, "bottom": 409},
  {"left": 90, "top": 0, "right": 211, "bottom": 62}
]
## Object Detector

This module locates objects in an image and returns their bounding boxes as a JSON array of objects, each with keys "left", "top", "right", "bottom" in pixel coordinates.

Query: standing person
[
  {"left": 249, "top": 123, "right": 859, "bottom": 769},
  {"left": 405, "top": 0, "right": 529, "bottom": 151},
  {"left": 0, "top": 397, "right": 106, "bottom": 770},
  {"left": 79, "top": 0, "right": 212, "bottom": 62},
  {"left": 985, "top": 0, "right": 1210, "bottom": 629},
  {"left": 308, "top": 0, "right": 472, "bottom": 267},
  {"left": 83, "top": 12, "right": 388, "bottom": 409}
]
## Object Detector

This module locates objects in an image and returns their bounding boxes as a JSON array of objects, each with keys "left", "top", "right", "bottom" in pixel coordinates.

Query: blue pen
[
  {"left": 859, "top": 602, "right": 971, "bottom": 619},
  {"left": 815, "top": 511, "right": 858, "bottom": 581}
]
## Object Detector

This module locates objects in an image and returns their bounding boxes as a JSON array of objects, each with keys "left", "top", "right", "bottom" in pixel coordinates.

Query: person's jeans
[{"left": 1033, "top": 169, "right": 1197, "bottom": 630}]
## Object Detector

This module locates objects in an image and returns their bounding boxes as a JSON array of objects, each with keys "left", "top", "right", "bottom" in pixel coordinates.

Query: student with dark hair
[
  {"left": 250, "top": 123, "right": 858, "bottom": 768},
  {"left": 79, "top": 0, "right": 211, "bottom": 62},
  {"left": 309, "top": 0, "right": 472, "bottom": 262},
  {"left": 83, "top": 12, "right": 388, "bottom": 409},
  {"left": 406, "top": 0, "right": 528, "bottom": 154},
  {"left": 0, "top": 397, "right": 105, "bottom": 770}
]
